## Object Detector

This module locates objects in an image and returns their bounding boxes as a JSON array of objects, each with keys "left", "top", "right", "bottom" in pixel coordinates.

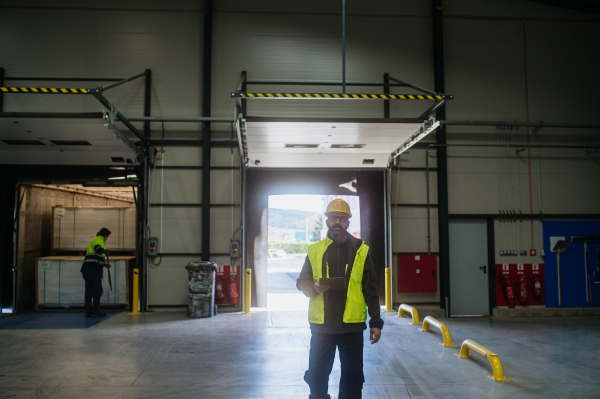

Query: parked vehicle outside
[{"left": 268, "top": 249, "right": 287, "bottom": 258}]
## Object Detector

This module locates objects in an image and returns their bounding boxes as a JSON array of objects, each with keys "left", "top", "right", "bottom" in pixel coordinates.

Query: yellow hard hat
[{"left": 325, "top": 199, "right": 352, "bottom": 218}]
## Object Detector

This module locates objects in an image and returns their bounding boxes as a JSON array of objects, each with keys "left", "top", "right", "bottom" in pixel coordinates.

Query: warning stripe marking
[
  {"left": 232, "top": 92, "right": 449, "bottom": 100},
  {"left": 0, "top": 87, "right": 89, "bottom": 94}
]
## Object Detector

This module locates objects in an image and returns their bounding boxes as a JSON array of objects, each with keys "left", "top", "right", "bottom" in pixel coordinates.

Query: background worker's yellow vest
[
  {"left": 307, "top": 237, "right": 369, "bottom": 324},
  {"left": 87, "top": 236, "right": 106, "bottom": 254}
]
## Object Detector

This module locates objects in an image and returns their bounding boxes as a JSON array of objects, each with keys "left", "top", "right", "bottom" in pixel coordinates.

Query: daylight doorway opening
[{"left": 267, "top": 195, "right": 361, "bottom": 312}]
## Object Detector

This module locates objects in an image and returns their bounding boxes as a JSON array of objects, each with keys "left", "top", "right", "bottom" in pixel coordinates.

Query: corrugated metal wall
[{"left": 147, "top": 144, "right": 241, "bottom": 305}]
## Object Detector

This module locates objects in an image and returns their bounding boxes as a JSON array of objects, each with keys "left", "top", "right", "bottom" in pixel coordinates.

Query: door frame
[
  {"left": 486, "top": 217, "right": 496, "bottom": 316},
  {"left": 448, "top": 218, "right": 495, "bottom": 317},
  {"left": 245, "top": 169, "right": 387, "bottom": 308}
]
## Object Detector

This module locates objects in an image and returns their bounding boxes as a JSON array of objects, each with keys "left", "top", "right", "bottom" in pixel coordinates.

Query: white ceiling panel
[
  {"left": 0, "top": 117, "right": 138, "bottom": 165},
  {"left": 245, "top": 121, "right": 422, "bottom": 168}
]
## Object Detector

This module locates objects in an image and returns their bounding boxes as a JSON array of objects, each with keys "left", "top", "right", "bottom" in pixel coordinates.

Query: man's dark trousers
[
  {"left": 82, "top": 270, "right": 103, "bottom": 313},
  {"left": 305, "top": 331, "right": 364, "bottom": 399}
]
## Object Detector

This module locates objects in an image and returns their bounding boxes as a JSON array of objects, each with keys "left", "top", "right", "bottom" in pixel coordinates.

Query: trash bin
[{"left": 185, "top": 261, "right": 217, "bottom": 318}]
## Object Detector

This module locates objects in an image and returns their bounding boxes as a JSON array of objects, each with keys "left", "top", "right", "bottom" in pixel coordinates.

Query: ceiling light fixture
[
  {"left": 2, "top": 140, "right": 44, "bottom": 145},
  {"left": 285, "top": 144, "right": 319, "bottom": 148},
  {"left": 331, "top": 144, "right": 365, "bottom": 149}
]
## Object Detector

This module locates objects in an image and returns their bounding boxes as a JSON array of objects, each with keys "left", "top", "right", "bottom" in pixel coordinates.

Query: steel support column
[
  {"left": 432, "top": 0, "right": 450, "bottom": 313},
  {"left": 142, "top": 157, "right": 150, "bottom": 311},
  {"left": 202, "top": 0, "right": 213, "bottom": 261},
  {"left": 487, "top": 217, "right": 496, "bottom": 315},
  {"left": 0, "top": 67, "right": 4, "bottom": 112},
  {"left": 241, "top": 71, "right": 247, "bottom": 117},
  {"left": 383, "top": 73, "right": 390, "bottom": 118},
  {"left": 144, "top": 69, "right": 152, "bottom": 140}
]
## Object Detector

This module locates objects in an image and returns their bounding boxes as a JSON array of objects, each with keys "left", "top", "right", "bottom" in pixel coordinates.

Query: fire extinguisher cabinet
[{"left": 185, "top": 262, "right": 218, "bottom": 318}]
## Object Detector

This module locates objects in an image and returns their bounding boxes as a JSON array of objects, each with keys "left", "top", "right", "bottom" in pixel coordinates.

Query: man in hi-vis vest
[
  {"left": 297, "top": 199, "right": 383, "bottom": 399},
  {"left": 80, "top": 228, "right": 112, "bottom": 318}
]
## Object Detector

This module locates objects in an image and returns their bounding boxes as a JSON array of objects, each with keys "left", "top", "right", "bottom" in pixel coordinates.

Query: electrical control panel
[
  {"left": 230, "top": 239, "right": 240, "bottom": 258},
  {"left": 398, "top": 254, "right": 437, "bottom": 293},
  {"left": 148, "top": 237, "right": 158, "bottom": 256}
]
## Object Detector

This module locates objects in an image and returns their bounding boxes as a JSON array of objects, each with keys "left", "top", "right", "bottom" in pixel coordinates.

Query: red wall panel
[{"left": 398, "top": 254, "right": 437, "bottom": 293}]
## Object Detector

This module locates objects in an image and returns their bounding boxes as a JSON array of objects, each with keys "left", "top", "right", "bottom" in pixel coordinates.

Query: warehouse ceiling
[
  {"left": 244, "top": 119, "right": 423, "bottom": 168},
  {"left": 0, "top": 117, "right": 138, "bottom": 165}
]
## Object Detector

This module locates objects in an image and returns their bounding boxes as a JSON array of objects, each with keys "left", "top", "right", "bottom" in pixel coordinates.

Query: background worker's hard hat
[{"left": 325, "top": 199, "right": 352, "bottom": 218}]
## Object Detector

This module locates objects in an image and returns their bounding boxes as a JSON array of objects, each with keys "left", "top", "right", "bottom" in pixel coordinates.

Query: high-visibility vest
[
  {"left": 87, "top": 236, "right": 106, "bottom": 255},
  {"left": 307, "top": 237, "right": 369, "bottom": 324}
]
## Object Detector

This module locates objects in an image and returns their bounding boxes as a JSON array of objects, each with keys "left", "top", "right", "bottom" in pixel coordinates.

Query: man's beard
[{"left": 328, "top": 224, "right": 346, "bottom": 239}]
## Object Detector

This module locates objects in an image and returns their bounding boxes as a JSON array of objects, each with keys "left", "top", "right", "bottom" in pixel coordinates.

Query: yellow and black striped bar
[
  {"left": 231, "top": 92, "right": 452, "bottom": 100},
  {"left": 0, "top": 87, "right": 92, "bottom": 94}
]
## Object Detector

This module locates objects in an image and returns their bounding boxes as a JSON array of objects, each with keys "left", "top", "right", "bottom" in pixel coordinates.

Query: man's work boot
[{"left": 92, "top": 311, "right": 107, "bottom": 317}]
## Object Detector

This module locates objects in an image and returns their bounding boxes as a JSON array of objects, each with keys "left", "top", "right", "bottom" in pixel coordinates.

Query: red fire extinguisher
[
  {"left": 515, "top": 276, "right": 528, "bottom": 305},
  {"left": 496, "top": 271, "right": 515, "bottom": 309},
  {"left": 529, "top": 275, "right": 543, "bottom": 300},
  {"left": 215, "top": 277, "right": 225, "bottom": 302},
  {"left": 226, "top": 276, "right": 239, "bottom": 305}
]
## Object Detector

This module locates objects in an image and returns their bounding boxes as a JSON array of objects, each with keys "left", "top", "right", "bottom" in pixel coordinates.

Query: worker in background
[
  {"left": 81, "top": 228, "right": 111, "bottom": 318},
  {"left": 297, "top": 199, "right": 383, "bottom": 399}
]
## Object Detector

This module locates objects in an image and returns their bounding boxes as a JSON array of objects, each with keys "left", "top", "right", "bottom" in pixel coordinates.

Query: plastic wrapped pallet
[
  {"left": 52, "top": 206, "right": 136, "bottom": 251},
  {"left": 37, "top": 256, "right": 132, "bottom": 308},
  {"left": 185, "top": 262, "right": 217, "bottom": 318}
]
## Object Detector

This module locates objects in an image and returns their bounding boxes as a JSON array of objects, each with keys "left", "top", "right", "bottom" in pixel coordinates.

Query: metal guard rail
[
  {"left": 455, "top": 339, "right": 511, "bottom": 382},
  {"left": 418, "top": 316, "right": 457, "bottom": 347},
  {"left": 397, "top": 303, "right": 421, "bottom": 325}
]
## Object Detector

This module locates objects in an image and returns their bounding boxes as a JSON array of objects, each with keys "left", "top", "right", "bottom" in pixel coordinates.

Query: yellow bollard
[
  {"left": 397, "top": 303, "right": 421, "bottom": 325},
  {"left": 385, "top": 268, "right": 392, "bottom": 312},
  {"left": 243, "top": 268, "right": 253, "bottom": 314},
  {"left": 419, "top": 316, "right": 457, "bottom": 347},
  {"left": 455, "top": 339, "right": 511, "bottom": 382},
  {"left": 128, "top": 268, "right": 141, "bottom": 315}
]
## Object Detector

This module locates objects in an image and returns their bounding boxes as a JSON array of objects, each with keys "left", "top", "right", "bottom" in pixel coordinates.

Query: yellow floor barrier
[
  {"left": 397, "top": 303, "right": 421, "bottom": 325},
  {"left": 242, "top": 268, "right": 253, "bottom": 314},
  {"left": 384, "top": 268, "right": 393, "bottom": 312},
  {"left": 128, "top": 268, "right": 141, "bottom": 315},
  {"left": 418, "top": 316, "right": 457, "bottom": 347},
  {"left": 455, "top": 339, "right": 511, "bottom": 382}
]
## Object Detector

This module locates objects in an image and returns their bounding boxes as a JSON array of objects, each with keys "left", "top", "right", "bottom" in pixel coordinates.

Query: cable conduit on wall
[
  {"left": 127, "top": 116, "right": 236, "bottom": 122},
  {"left": 128, "top": 118, "right": 599, "bottom": 128},
  {"left": 440, "top": 121, "right": 600, "bottom": 129}
]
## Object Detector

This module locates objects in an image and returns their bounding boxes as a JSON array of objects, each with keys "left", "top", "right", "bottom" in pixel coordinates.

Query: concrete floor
[{"left": 1, "top": 309, "right": 600, "bottom": 398}]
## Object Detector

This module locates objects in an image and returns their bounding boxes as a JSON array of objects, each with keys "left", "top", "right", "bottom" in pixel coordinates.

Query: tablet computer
[{"left": 318, "top": 277, "right": 346, "bottom": 291}]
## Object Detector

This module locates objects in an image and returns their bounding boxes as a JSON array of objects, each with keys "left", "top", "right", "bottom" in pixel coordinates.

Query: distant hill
[{"left": 268, "top": 208, "right": 321, "bottom": 230}]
